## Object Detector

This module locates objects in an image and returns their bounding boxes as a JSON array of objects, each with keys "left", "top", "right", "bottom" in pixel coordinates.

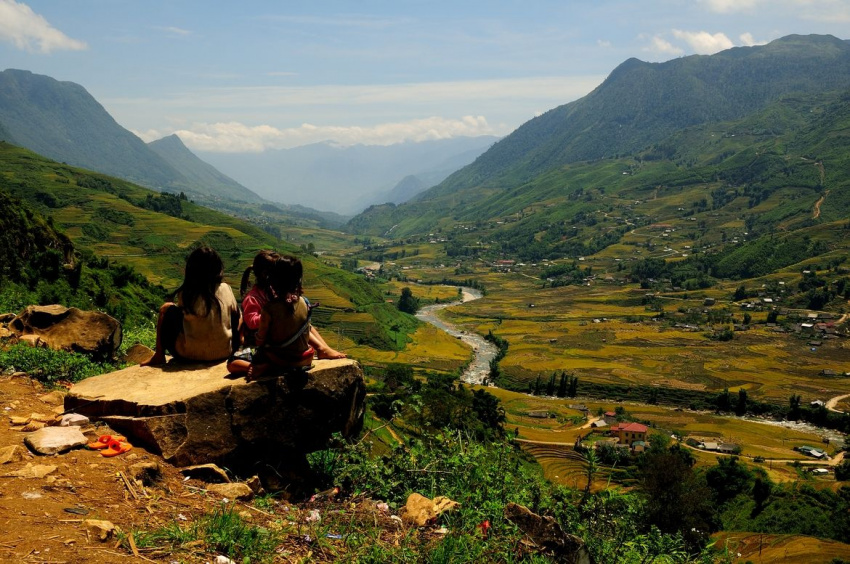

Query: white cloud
[
  {"left": 644, "top": 35, "right": 684, "bottom": 56},
  {"left": 739, "top": 32, "right": 767, "bottom": 46},
  {"left": 699, "top": 0, "right": 850, "bottom": 20},
  {"left": 0, "top": 0, "right": 87, "bottom": 53},
  {"left": 597, "top": 39, "right": 612, "bottom": 48},
  {"left": 672, "top": 30, "right": 734, "bottom": 54},
  {"left": 156, "top": 26, "right": 192, "bottom": 36},
  {"left": 137, "top": 115, "right": 498, "bottom": 152},
  {"left": 698, "top": 0, "right": 763, "bottom": 13}
]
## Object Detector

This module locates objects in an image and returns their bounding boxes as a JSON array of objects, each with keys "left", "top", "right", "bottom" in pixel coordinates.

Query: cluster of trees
[
  {"left": 134, "top": 191, "right": 189, "bottom": 219},
  {"left": 369, "top": 364, "right": 505, "bottom": 442},
  {"left": 396, "top": 287, "right": 420, "bottom": 314},
  {"left": 529, "top": 371, "right": 579, "bottom": 397}
]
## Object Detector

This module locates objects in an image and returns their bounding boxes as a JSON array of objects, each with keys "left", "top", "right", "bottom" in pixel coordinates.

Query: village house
[{"left": 610, "top": 422, "right": 648, "bottom": 447}]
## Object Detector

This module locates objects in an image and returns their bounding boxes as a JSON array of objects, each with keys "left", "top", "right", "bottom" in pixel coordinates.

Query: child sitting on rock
[
  {"left": 228, "top": 250, "right": 345, "bottom": 375},
  {"left": 143, "top": 246, "right": 240, "bottom": 366},
  {"left": 246, "top": 255, "right": 316, "bottom": 380}
]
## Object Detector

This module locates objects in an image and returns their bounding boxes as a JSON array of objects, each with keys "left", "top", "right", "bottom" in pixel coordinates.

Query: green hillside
[
  {"left": 349, "top": 34, "right": 850, "bottom": 239},
  {"left": 0, "top": 141, "right": 417, "bottom": 352},
  {"left": 348, "top": 89, "right": 850, "bottom": 288}
]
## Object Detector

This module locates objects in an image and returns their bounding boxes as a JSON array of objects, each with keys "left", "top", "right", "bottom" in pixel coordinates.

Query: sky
[{"left": 1, "top": 0, "right": 849, "bottom": 153}]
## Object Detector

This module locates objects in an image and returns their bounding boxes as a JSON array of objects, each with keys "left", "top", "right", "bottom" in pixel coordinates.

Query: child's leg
[
  {"left": 142, "top": 302, "right": 180, "bottom": 366},
  {"left": 309, "top": 327, "right": 346, "bottom": 359}
]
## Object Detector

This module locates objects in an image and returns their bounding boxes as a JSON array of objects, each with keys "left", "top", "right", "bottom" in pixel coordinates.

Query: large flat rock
[{"left": 64, "top": 359, "right": 365, "bottom": 467}]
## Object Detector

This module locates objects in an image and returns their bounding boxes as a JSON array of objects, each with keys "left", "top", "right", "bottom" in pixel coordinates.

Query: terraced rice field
[
  {"left": 478, "top": 387, "right": 838, "bottom": 484},
  {"left": 715, "top": 532, "right": 850, "bottom": 563},
  {"left": 432, "top": 268, "right": 850, "bottom": 404}
]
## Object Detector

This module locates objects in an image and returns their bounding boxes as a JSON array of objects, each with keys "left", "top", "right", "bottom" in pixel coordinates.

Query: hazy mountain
[
  {"left": 349, "top": 34, "right": 850, "bottom": 235},
  {"left": 0, "top": 69, "right": 264, "bottom": 205},
  {"left": 198, "top": 136, "right": 498, "bottom": 215},
  {"left": 148, "top": 134, "right": 263, "bottom": 203},
  {"left": 0, "top": 69, "right": 182, "bottom": 189}
]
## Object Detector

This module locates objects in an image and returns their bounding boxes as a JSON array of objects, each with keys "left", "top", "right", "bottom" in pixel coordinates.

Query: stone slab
[
  {"left": 64, "top": 358, "right": 365, "bottom": 467},
  {"left": 24, "top": 426, "right": 88, "bottom": 455}
]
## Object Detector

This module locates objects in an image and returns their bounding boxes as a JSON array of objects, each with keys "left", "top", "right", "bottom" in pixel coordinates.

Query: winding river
[{"left": 415, "top": 288, "right": 498, "bottom": 385}]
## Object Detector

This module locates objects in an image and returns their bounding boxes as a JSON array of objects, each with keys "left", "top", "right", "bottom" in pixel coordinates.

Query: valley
[{"left": 2, "top": 31, "right": 850, "bottom": 563}]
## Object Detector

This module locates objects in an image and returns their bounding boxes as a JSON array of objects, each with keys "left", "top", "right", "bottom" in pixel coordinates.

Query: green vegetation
[
  {"left": 0, "top": 344, "right": 122, "bottom": 383},
  {"left": 0, "top": 142, "right": 420, "bottom": 361}
]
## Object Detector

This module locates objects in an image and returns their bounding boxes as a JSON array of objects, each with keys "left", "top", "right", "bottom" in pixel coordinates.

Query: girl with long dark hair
[{"left": 143, "top": 246, "right": 240, "bottom": 365}]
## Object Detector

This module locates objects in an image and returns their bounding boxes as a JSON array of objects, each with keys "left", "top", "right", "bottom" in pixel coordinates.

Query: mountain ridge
[
  {"left": 147, "top": 134, "right": 264, "bottom": 203},
  {"left": 349, "top": 34, "right": 850, "bottom": 238}
]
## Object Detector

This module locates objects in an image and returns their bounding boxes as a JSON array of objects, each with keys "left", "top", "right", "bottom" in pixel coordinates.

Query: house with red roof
[{"left": 610, "top": 422, "right": 648, "bottom": 447}]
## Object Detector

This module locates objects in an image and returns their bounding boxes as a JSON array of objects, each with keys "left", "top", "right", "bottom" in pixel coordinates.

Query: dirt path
[
  {"left": 826, "top": 392, "right": 850, "bottom": 413},
  {"left": 813, "top": 189, "right": 830, "bottom": 219}
]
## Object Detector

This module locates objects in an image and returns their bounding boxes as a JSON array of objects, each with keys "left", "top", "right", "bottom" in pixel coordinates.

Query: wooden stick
[
  {"left": 117, "top": 471, "right": 140, "bottom": 500},
  {"left": 128, "top": 533, "right": 140, "bottom": 558}
]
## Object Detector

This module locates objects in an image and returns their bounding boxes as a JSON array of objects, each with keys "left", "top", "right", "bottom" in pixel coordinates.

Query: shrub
[{"left": 0, "top": 344, "right": 121, "bottom": 383}]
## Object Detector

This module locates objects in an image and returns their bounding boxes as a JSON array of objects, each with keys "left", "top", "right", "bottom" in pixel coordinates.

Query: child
[
  {"left": 247, "top": 255, "right": 315, "bottom": 380},
  {"left": 229, "top": 250, "right": 345, "bottom": 375},
  {"left": 239, "top": 249, "right": 279, "bottom": 346},
  {"left": 142, "top": 246, "right": 241, "bottom": 366}
]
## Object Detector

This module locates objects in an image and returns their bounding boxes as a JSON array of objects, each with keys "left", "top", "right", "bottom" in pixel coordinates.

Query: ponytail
[{"left": 240, "top": 266, "right": 254, "bottom": 298}]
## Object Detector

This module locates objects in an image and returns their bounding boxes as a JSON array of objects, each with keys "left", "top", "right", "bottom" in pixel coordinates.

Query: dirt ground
[
  {"left": 0, "top": 373, "right": 421, "bottom": 564},
  {"left": 0, "top": 373, "right": 269, "bottom": 563}
]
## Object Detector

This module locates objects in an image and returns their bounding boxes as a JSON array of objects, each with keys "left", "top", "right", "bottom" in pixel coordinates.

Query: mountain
[
  {"left": 198, "top": 136, "right": 498, "bottom": 215},
  {"left": 348, "top": 34, "right": 850, "bottom": 237},
  {"left": 0, "top": 69, "right": 260, "bottom": 205},
  {"left": 0, "top": 69, "right": 183, "bottom": 189},
  {"left": 148, "top": 134, "right": 263, "bottom": 203},
  {"left": 0, "top": 141, "right": 419, "bottom": 352}
]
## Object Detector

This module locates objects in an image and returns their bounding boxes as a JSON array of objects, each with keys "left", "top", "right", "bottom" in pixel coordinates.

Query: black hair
[
  {"left": 173, "top": 246, "right": 224, "bottom": 317},
  {"left": 240, "top": 249, "right": 279, "bottom": 297},
  {"left": 268, "top": 255, "right": 303, "bottom": 306}
]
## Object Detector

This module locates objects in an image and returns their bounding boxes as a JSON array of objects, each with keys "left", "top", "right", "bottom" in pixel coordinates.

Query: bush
[{"left": 0, "top": 344, "right": 122, "bottom": 383}]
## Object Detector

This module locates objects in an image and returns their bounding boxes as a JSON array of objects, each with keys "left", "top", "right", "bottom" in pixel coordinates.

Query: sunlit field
[
  {"left": 477, "top": 386, "right": 841, "bottom": 487},
  {"left": 420, "top": 264, "right": 850, "bottom": 405}
]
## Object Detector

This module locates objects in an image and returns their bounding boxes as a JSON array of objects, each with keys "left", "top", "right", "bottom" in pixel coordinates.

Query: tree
[
  {"left": 736, "top": 388, "right": 748, "bottom": 416},
  {"left": 836, "top": 460, "right": 850, "bottom": 481},
  {"left": 638, "top": 444, "right": 717, "bottom": 551},
  {"left": 568, "top": 375, "right": 579, "bottom": 397},
  {"left": 705, "top": 457, "right": 754, "bottom": 505},
  {"left": 557, "top": 372, "right": 568, "bottom": 397},
  {"left": 789, "top": 394, "right": 802, "bottom": 420},
  {"left": 383, "top": 363, "right": 413, "bottom": 392},
  {"left": 396, "top": 287, "right": 420, "bottom": 314},
  {"left": 546, "top": 372, "right": 556, "bottom": 396}
]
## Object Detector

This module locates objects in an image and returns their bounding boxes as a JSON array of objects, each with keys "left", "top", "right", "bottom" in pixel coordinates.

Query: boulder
[
  {"left": 8, "top": 305, "right": 122, "bottom": 359},
  {"left": 64, "top": 359, "right": 366, "bottom": 472},
  {"left": 504, "top": 502, "right": 592, "bottom": 564}
]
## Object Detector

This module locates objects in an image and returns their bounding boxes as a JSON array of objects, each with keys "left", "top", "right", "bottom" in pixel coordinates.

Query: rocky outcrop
[
  {"left": 5, "top": 305, "right": 122, "bottom": 359},
  {"left": 64, "top": 359, "right": 366, "bottom": 473},
  {"left": 504, "top": 502, "right": 592, "bottom": 564}
]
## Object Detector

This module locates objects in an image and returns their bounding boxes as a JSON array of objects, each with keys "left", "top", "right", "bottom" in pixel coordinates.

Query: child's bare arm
[{"left": 256, "top": 310, "right": 270, "bottom": 348}]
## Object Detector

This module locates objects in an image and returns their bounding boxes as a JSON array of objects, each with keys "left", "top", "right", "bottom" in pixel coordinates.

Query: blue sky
[{"left": 2, "top": 0, "right": 849, "bottom": 152}]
